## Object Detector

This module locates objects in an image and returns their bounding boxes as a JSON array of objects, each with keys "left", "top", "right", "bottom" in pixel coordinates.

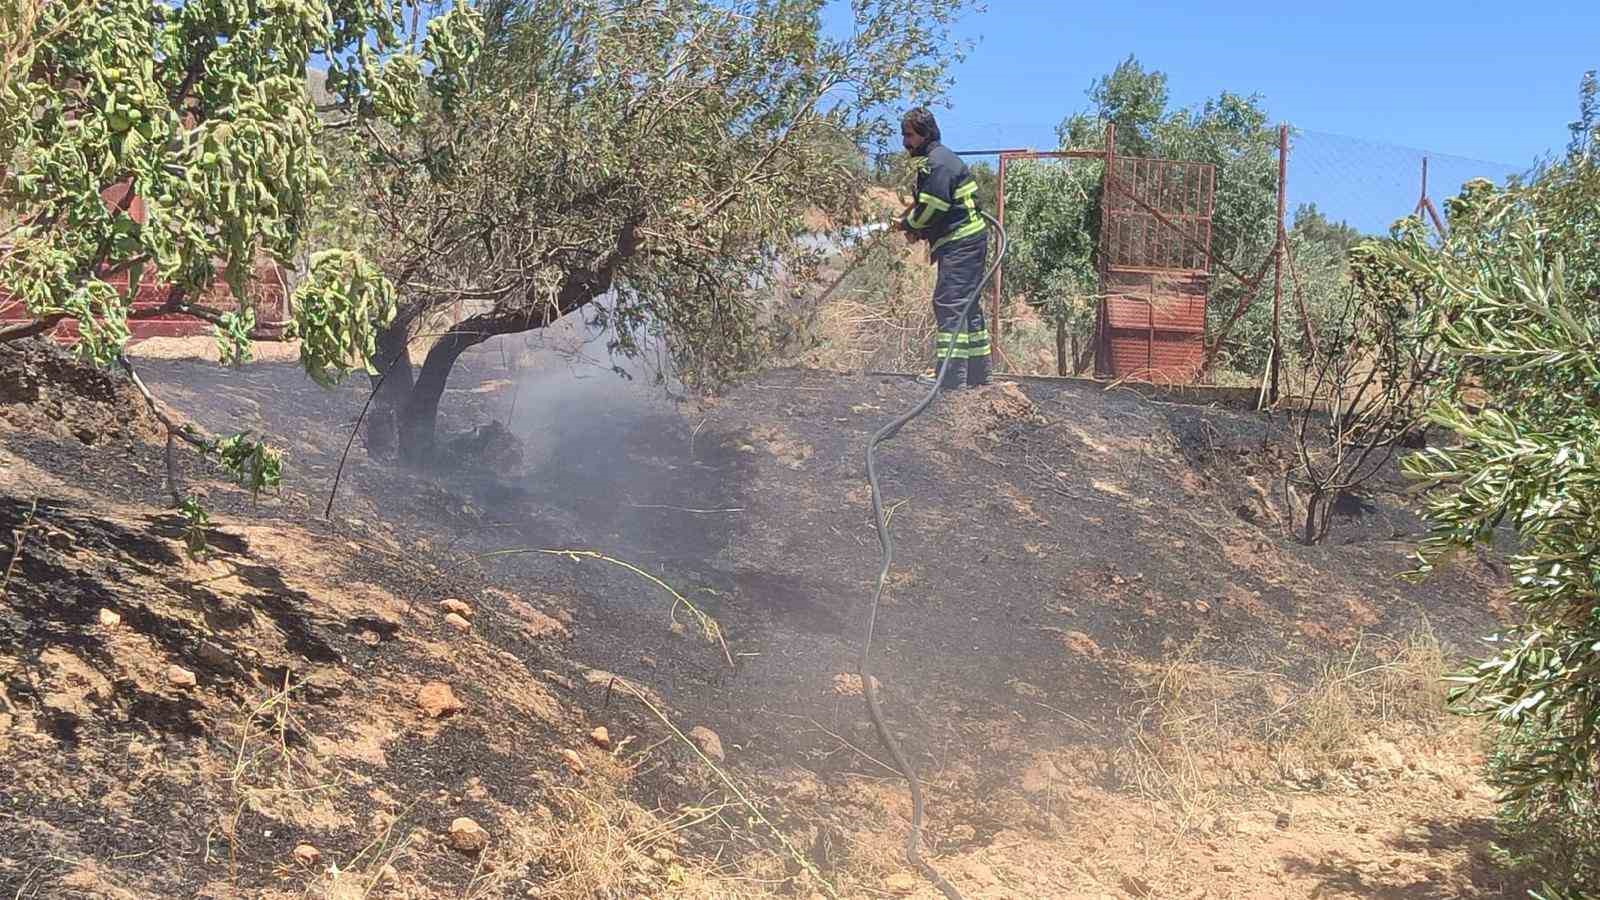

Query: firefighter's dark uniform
[{"left": 900, "top": 140, "right": 990, "bottom": 389}]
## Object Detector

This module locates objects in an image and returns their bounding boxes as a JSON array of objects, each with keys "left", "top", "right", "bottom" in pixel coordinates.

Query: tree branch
[
  {"left": 0, "top": 315, "right": 65, "bottom": 342},
  {"left": 117, "top": 353, "right": 213, "bottom": 505}
]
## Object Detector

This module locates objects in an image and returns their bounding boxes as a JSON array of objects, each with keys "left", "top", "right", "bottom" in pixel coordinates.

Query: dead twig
[
  {"left": 471, "top": 548, "right": 733, "bottom": 667},
  {"left": 625, "top": 502, "right": 745, "bottom": 515},
  {"left": 2, "top": 498, "right": 39, "bottom": 600},
  {"left": 119, "top": 354, "right": 210, "bottom": 505},
  {"left": 609, "top": 678, "right": 842, "bottom": 900}
]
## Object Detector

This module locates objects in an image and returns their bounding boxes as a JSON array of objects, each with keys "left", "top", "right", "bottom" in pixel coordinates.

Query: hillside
[{"left": 1, "top": 337, "right": 1529, "bottom": 899}]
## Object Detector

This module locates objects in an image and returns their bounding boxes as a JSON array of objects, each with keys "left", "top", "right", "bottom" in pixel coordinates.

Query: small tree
[
  {"left": 998, "top": 159, "right": 1100, "bottom": 375},
  {"left": 339, "top": 0, "right": 978, "bottom": 462},
  {"left": 1284, "top": 228, "right": 1442, "bottom": 544}
]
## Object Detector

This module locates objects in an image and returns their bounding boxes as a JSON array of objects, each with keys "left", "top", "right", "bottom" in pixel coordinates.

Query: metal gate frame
[
  {"left": 1096, "top": 128, "right": 1216, "bottom": 382},
  {"left": 980, "top": 124, "right": 1220, "bottom": 382}
]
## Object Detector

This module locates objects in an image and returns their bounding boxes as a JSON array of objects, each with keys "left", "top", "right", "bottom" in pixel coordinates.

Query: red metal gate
[
  {"left": 1096, "top": 153, "right": 1215, "bottom": 383},
  {"left": 0, "top": 179, "right": 289, "bottom": 344},
  {"left": 987, "top": 128, "right": 1218, "bottom": 384}
]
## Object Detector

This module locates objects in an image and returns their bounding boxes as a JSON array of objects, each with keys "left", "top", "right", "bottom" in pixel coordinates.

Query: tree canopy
[
  {"left": 992, "top": 55, "right": 1363, "bottom": 379},
  {"left": 334, "top": 0, "right": 978, "bottom": 460},
  {"left": 1, "top": 0, "right": 481, "bottom": 373},
  {"left": 1388, "top": 154, "right": 1600, "bottom": 900}
]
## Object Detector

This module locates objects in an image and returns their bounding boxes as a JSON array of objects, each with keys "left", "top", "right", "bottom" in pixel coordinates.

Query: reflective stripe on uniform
[
  {"left": 907, "top": 200, "right": 942, "bottom": 229},
  {"left": 957, "top": 329, "right": 990, "bottom": 358},
  {"left": 936, "top": 330, "right": 991, "bottom": 359},
  {"left": 932, "top": 216, "right": 987, "bottom": 253}
]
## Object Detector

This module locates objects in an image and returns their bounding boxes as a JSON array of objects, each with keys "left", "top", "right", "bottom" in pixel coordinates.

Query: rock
[
  {"left": 448, "top": 817, "right": 489, "bottom": 853},
  {"left": 689, "top": 726, "right": 724, "bottom": 763},
  {"left": 440, "top": 598, "right": 474, "bottom": 618},
  {"left": 1238, "top": 811, "right": 1279, "bottom": 836},
  {"left": 444, "top": 613, "right": 472, "bottom": 633},
  {"left": 1120, "top": 874, "right": 1154, "bottom": 897},
  {"left": 580, "top": 669, "right": 663, "bottom": 706},
  {"left": 1019, "top": 758, "right": 1059, "bottom": 794},
  {"left": 97, "top": 608, "right": 121, "bottom": 627},
  {"left": 964, "top": 861, "right": 998, "bottom": 885},
  {"left": 560, "top": 748, "right": 587, "bottom": 774},
  {"left": 885, "top": 872, "right": 919, "bottom": 894},
  {"left": 167, "top": 665, "right": 197, "bottom": 688},
  {"left": 589, "top": 726, "right": 611, "bottom": 750},
  {"left": 1369, "top": 739, "right": 1406, "bottom": 770},
  {"left": 197, "top": 641, "right": 230, "bottom": 668},
  {"left": 293, "top": 843, "right": 321, "bottom": 866},
  {"left": 1061, "top": 630, "right": 1103, "bottom": 658},
  {"left": 1011, "top": 680, "right": 1047, "bottom": 699},
  {"left": 541, "top": 670, "right": 576, "bottom": 691},
  {"left": 417, "top": 682, "right": 464, "bottom": 718}
]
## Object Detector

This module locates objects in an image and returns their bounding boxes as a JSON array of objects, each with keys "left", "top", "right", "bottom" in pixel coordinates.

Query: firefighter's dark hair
[{"left": 901, "top": 107, "right": 941, "bottom": 142}]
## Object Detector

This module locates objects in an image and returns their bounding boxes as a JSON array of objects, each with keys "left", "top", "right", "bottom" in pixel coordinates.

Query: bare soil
[{"left": 1, "top": 336, "right": 1529, "bottom": 898}]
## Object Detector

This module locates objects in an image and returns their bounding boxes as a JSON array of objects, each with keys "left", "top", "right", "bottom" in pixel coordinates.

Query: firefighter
[{"left": 894, "top": 107, "right": 990, "bottom": 390}]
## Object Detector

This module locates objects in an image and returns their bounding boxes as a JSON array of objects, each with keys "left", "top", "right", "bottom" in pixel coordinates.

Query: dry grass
[
  {"left": 539, "top": 786, "right": 786, "bottom": 899},
  {"left": 1116, "top": 627, "right": 1453, "bottom": 833},
  {"left": 802, "top": 242, "right": 936, "bottom": 373},
  {"left": 459, "top": 773, "right": 796, "bottom": 900},
  {"left": 808, "top": 294, "right": 933, "bottom": 372},
  {"left": 1273, "top": 629, "right": 1449, "bottom": 771},
  {"left": 449, "top": 673, "right": 832, "bottom": 900},
  {"left": 210, "top": 674, "right": 348, "bottom": 885}
]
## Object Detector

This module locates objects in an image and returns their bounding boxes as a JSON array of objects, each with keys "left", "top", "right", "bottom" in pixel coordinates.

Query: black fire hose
[{"left": 860, "top": 210, "right": 1005, "bottom": 900}]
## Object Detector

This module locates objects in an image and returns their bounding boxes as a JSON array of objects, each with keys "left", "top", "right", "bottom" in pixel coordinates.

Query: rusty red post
[
  {"left": 1418, "top": 155, "right": 1429, "bottom": 214},
  {"left": 1097, "top": 122, "right": 1115, "bottom": 379}
]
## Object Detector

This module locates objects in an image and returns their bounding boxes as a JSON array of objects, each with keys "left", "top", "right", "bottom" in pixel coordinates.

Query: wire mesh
[{"left": 1289, "top": 128, "right": 1526, "bottom": 235}]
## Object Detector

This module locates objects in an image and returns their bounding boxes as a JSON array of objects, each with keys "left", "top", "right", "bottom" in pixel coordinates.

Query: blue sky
[{"left": 858, "top": 2, "right": 1596, "bottom": 233}]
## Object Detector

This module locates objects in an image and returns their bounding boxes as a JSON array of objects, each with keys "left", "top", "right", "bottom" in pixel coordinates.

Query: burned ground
[{"left": 1, "top": 337, "right": 1523, "bottom": 898}]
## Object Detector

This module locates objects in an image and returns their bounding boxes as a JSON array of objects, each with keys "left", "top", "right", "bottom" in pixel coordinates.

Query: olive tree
[
  {"left": 998, "top": 159, "right": 1100, "bottom": 375},
  {"left": 1392, "top": 143, "right": 1600, "bottom": 895},
  {"left": 339, "top": 0, "right": 978, "bottom": 462},
  {"left": 0, "top": 0, "right": 481, "bottom": 496}
]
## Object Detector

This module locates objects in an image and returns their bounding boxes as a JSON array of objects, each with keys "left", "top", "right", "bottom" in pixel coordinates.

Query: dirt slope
[{"left": 2, "top": 337, "right": 1528, "bottom": 898}]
